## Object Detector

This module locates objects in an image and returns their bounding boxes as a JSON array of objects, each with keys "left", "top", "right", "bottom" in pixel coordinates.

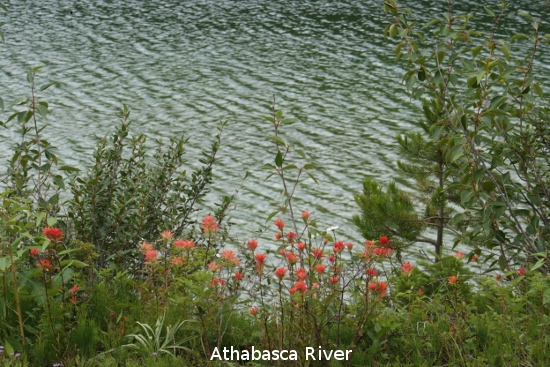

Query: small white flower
[{"left": 326, "top": 226, "right": 339, "bottom": 232}]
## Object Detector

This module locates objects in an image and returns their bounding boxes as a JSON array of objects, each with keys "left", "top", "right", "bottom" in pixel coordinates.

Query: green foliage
[
  {"left": 122, "top": 314, "right": 195, "bottom": 358},
  {"left": 67, "top": 105, "right": 228, "bottom": 269},
  {"left": 383, "top": 0, "right": 550, "bottom": 271},
  {"left": 353, "top": 178, "right": 424, "bottom": 249}
]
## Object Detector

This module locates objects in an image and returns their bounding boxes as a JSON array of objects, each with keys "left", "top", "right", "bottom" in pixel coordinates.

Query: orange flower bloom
[
  {"left": 30, "top": 248, "right": 40, "bottom": 258},
  {"left": 294, "top": 281, "right": 308, "bottom": 293},
  {"left": 234, "top": 271, "right": 244, "bottom": 281},
  {"left": 250, "top": 307, "right": 259, "bottom": 315},
  {"left": 333, "top": 241, "right": 345, "bottom": 253},
  {"left": 275, "top": 267, "right": 287, "bottom": 280},
  {"left": 43, "top": 227, "right": 64, "bottom": 242},
  {"left": 301, "top": 211, "right": 310, "bottom": 220},
  {"left": 448, "top": 275, "right": 458, "bottom": 285},
  {"left": 160, "top": 230, "right": 173, "bottom": 242},
  {"left": 274, "top": 219, "right": 285, "bottom": 230},
  {"left": 295, "top": 267, "right": 307, "bottom": 280},
  {"left": 315, "top": 264, "right": 326, "bottom": 274},
  {"left": 248, "top": 239, "right": 258, "bottom": 251},
  {"left": 297, "top": 242, "right": 306, "bottom": 252},
  {"left": 255, "top": 253, "right": 267, "bottom": 264},
  {"left": 201, "top": 215, "right": 219, "bottom": 235},
  {"left": 311, "top": 248, "right": 324, "bottom": 259},
  {"left": 379, "top": 236, "right": 390, "bottom": 247},
  {"left": 401, "top": 262, "right": 414, "bottom": 275},
  {"left": 145, "top": 250, "right": 159, "bottom": 263}
]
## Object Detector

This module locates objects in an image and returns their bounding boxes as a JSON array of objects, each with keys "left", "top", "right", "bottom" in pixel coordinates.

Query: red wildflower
[
  {"left": 173, "top": 239, "right": 185, "bottom": 248},
  {"left": 208, "top": 262, "right": 222, "bottom": 272},
  {"left": 221, "top": 250, "right": 240, "bottom": 266},
  {"left": 448, "top": 275, "right": 458, "bottom": 285},
  {"left": 275, "top": 267, "right": 287, "bottom": 280},
  {"left": 297, "top": 242, "right": 306, "bottom": 252},
  {"left": 289, "top": 287, "right": 297, "bottom": 294},
  {"left": 30, "top": 248, "right": 40, "bottom": 258},
  {"left": 286, "top": 231, "right": 297, "bottom": 242},
  {"left": 311, "top": 248, "right": 324, "bottom": 259},
  {"left": 401, "top": 262, "right": 414, "bottom": 275},
  {"left": 374, "top": 247, "right": 393, "bottom": 257},
  {"left": 346, "top": 242, "right": 353, "bottom": 250},
  {"left": 315, "top": 264, "right": 326, "bottom": 274},
  {"left": 248, "top": 239, "right": 258, "bottom": 251},
  {"left": 160, "top": 230, "right": 173, "bottom": 242},
  {"left": 171, "top": 257, "right": 185, "bottom": 266},
  {"left": 201, "top": 215, "right": 219, "bottom": 235},
  {"left": 211, "top": 278, "right": 225, "bottom": 286},
  {"left": 274, "top": 233, "right": 282, "bottom": 240},
  {"left": 454, "top": 251, "right": 465, "bottom": 259},
  {"left": 418, "top": 288, "right": 424, "bottom": 295},
  {"left": 517, "top": 268, "right": 525, "bottom": 276},
  {"left": 333, "top": 241, "right": 345, "bottom": 253},
  {"left": 274, "top": 219, "right": 285, "bottom": 230},
  {"left": 43, "top": 227, "right": 64, "bottom": 242},
  {"left": 379, "top": 236, "right": 390, "bottom": 247},
  {"left": 496, "top": 274, "right": 502, "bottom": 281},
  {"left": 469, "top": 254, "right": 479, "bottom": 263},
  {"left": 255, "top": 253, "right": 267, "bottom": 264},
  {"left": 368, "top": 281, "right": 388, "bottom": 296},
  {"left": 328, "top": 255, "right": 335, "bottom": 263},
  {"left": 145, "top": 250, "right": 159, "bottom": 263},
  {"left": 295, "top": 267, "right": 307, "bottom": 280},
  {"left": 286, "top": 252, "right": 298, "bottom": 264},
  {"left": 366, "top": 268, "right": 377, "bottom": 277},
  {"left": 250, "top": 307, "right": 259, "bottom": 315},
  {"left": 140, "top": 241, "right": 154, "bottom": 253},
  {"left": 294, "top": 281, "right": 308, "bottom": 293},
  {"left": 36, "top": 259, "right": 53, "bottom": 271},
  {"left": 323, "top": 237, "right": 329, "bottom": 244},
  {"left": 70, "top": 284, "right": 80, "bottom": 294},
  {"left": 234, "top": 271, "right": 244, "bottom": 281},
  {"left": 329, "top": 276, "right": 339, "bottom": 285},
  {"left": 279, "top": 249, "right": 286, "bottom": 256},
  {"left": 301, "top": 211, "right": 310, "bottom": 220}
]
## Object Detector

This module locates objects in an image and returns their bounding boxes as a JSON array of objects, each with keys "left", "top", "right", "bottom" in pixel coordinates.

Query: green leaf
[
  {"left": 484, "top": 6, "right": 495, "bottom": 17},
  {"left": 282, "top": 118, "right": 298, "bottom": 125},
  {"left": 518, "top": 12, "right": 533, "bottom": 21},
  {"left": 275, "top": 152, "right": 283, "bottom": 167},
  {"left": 0, "top": 96, "right": 3, "bottom": 110},
  {"left": 260, "top": 164, "right": 275, "bottom": 170},
  {"left": 282, "top": 164, "right": 298, "bottom": 171},
  {"left": 37, "top": 104, "right": 48, "bottom": 118},
  {"left": 39, "top": 80, "right": 57, "bottom": 92},
  {"left": 498, "top": 40, "right": 511, "bottom": 61},
  {"left": 303, "top": 163, "right": 316, "bottom": 170},
  {"left": 476, "top": 69, "right": 486, "bottom": 85},
  {"left": 36, "top": 212, "right": 46, "bottom": 227},
  {"left": 262, "top": 115, "right": 275, "bottom": 123},
  {"left": 265, "top": 135, "right": 286, "bottom": 147},
  {"left": 265, "top": 210, "right": 281, "bottom": 223},
  {"left": 59, "top": 165, "right": 80, "bottom": 172},
  {"left": 294, "top": 149, "right": 307, "bottom": 161},
  {"left": 389, "top": 24, "right": 398, "bottom": 38},
  {"left": 305, "top": 171, "right": 319, "bottom": 184},
  {"left": 510, "top": 33, "right": 529, "bottom": 41},
  {"left": 544, "top": 288, "right": 550, "bottom": 305},
  {"left": 53, "top": 175, "right": 65, "bottom": 189},
  {"left": 47, "top": 217, "right": 57, "bottom": 227},
  {"left": 60, "top": 259, "right": 88, "bottom": 269},
  {"left": 450, "top": 145, "right": 464, "bottom": 162},
  {"left": 530, "top": 258, "right": 546, "bottom": 272}
]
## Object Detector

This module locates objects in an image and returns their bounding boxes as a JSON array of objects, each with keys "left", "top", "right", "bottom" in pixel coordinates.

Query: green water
[{"left": 1, "top": 0, "right": 548, "bottom": 247}]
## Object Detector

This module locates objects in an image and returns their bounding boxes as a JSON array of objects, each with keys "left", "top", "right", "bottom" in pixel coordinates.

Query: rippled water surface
[{"left": 1, "top": 1, "right": 549, "bottom": 247}]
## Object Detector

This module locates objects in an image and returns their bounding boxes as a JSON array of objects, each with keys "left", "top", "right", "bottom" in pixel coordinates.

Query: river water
[{"left": 1, "top": 1, "right": 548, "bottom": 251}]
